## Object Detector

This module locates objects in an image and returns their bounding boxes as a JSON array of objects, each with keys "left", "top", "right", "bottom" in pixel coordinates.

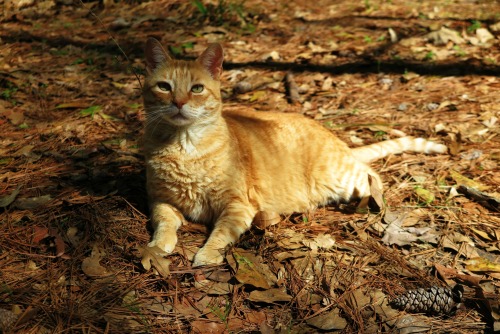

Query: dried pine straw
[{"left": 1, "top": 0, "right": 500, "bottom": 332}]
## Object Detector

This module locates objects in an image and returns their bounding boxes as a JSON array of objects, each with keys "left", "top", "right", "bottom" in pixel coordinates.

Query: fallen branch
[{"left": 457, "top": 185, "right": 500, "bottom": 212}]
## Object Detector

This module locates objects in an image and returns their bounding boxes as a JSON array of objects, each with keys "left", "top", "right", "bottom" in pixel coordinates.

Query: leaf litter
[{"left": 0, "top": 0, "right": 499, "bottom": 332}]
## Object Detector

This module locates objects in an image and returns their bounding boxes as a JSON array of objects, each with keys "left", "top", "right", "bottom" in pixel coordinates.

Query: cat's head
[{"left": 143, "top": 38, "right": 223, "bottom": 127}]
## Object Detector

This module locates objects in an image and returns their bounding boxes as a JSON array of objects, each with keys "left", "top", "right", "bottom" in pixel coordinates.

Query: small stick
[
  {"left": 457, "top": 185, "right": 499, "bottom": 212},
  {"left": 284, "top": 72, "right": 300, "bottom": 104}
]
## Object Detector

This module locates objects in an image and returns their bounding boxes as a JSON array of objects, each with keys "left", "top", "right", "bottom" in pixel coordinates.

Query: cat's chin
[{"left": 167, "top": 112, "right": 195, "bottom": 126}]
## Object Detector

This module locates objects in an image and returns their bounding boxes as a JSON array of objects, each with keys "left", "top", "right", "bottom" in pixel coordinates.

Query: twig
[
  {"left": 284, "top": 72, "right": 300, "bottom": 104},
  {"left": 457, "top": 185, "right": 500, "bottom": 212}
]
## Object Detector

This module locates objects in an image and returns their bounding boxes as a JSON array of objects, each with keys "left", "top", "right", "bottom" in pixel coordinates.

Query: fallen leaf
[
  {"left": 306, "top": 308, "right": 347, "bottom": 330},
  {"left": 191, "top": 320, "right": 226, "bottom": 334},
  {"left": 14, "top": 145, "right": 34, "bottom": 157},
  {"left": 426, "top": 27, "right": 464, "bottom": 45},
  {"left": 414, "top": 186, "right": 435, "bottom": 204},
  {"left": 138, "top": 246, "right": 171, "bottom": 277},
  {"left": 66, "top": 227, "right": 80, "bottom": 247},
  {"left": 0, "top": 186, "right": 21, "bottom": 207},
  {"left": 248, "top": 288, "right": 292, "bottom": 303},
  {"left": 14, "top": 195, "right": 52, "bottom": 210},
  {"left": 394, "top": 314, "right": 431, "bottom": 333},
  {"left": 6, "top": 109, "right": 24, "bottom": 125},
  {"left": 450, "top": 170, "right": 490, "bottom": 191},
  {"left": 465, "top": 257, "right": 500, "bottom": 273},
  {"left": 368, "top": 174, "right": 385, "bottom": 210},
  {"left": 476, "top": 28, "right": 495, "bottom": 44},
  {"left": 382, "top": 211, "right": 437, "bottom": 246},
  {"left": 32, "top": 227, "right": 66, "bottom": 257},
  {"left": 302, "top": 234, "right": 336, "bottom": 250},
  {"left": 249, "top": 90, "right": 266, "bottom": 102},
  {"left": 232, "top": 251, "right": 271, "bottom": 289},
  {"left": 194, "top": 279, "right": 232, "bottom": 295},
  {"left": 32, "top": 226, "right": 49, "bottom": 243},
  {"left": 50, "top": 228, "right": 66, "bottom": 257},
  {"left": 82, "top": 245, "right": 112, "bottom": 278},
  {"left": 55, "top": 102, "right": 90, "bottom": 109}
]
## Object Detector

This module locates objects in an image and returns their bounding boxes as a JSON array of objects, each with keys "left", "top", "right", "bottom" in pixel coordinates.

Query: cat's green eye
[
  {"left": 157, "top": 82, "right": 171, "bottom": 92},
  {"left": 191, "top": 84, "right": 204, "bottom": 93}
]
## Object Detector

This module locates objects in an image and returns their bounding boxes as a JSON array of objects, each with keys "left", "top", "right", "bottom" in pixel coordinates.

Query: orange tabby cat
[{"left": 142, "top": 38, "right": 447, "bottom": 266}]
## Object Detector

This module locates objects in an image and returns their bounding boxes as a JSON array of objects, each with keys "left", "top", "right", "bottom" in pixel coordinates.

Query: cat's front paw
[
  {"left": 148, "top": 234, "right": 177, "bottom": 254},
  {"left": 192, "top": 247, "right": 225, "bottom": 267}
]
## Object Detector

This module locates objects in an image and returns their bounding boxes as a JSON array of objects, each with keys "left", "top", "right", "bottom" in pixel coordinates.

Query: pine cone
[{"left": 390, "top": 284, "right": 463, "bottom": 315}]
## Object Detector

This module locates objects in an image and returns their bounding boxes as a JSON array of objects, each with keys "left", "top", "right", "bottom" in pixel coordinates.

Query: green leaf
[
  {"left": 80, "top": 105, "right": 101, "bottom": 118},
  {"left": 414, "top": 186, "right": 435, "bottom": 204},
  {"left": 191, "top": 0, "right": 208, "bottom": 15},
  {"left": 181, "top": 42, "right": 194, "bottom": 49},
  {"left": 169, "top": 46, "right": 182, "bottom": 55}
]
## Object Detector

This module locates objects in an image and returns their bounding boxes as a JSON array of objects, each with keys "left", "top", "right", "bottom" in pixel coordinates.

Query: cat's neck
[{"left": 145, "top": 114, "right": 228, "bottom": 156}]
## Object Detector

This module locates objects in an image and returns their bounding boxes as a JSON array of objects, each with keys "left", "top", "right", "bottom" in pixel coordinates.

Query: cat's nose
[{"left": 174, "top": 100, "right": 186, "bottom": 109}]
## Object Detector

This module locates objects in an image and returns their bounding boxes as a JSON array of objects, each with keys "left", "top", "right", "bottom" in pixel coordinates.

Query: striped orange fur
[{"left": 142, "top": 38, "right": 447, "bottom": 266}]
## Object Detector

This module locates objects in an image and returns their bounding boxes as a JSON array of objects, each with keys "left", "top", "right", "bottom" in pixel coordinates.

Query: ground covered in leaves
[{"left": 1, "top": 0, "right": 500, "bottom": 333}]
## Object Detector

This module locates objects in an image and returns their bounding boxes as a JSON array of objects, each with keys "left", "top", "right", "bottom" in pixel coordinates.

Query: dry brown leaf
[
  {"left": 49, "top": 228, "right": 66, "bottom": 257},
  {"left": 382, "top": 210, "right": 437, "bottom": 246},
  {"left": 66, "top": 227, "right": 80, "bottom": 247},
  {"left": 306, "top": 308, "right": 347, "bottom": 331},
  {"left": 302, "top": 233, "right": 336, "bottom": 250},
  {"left": 394, "top": 314, "right": 431, "bottom": 333},
  {"left": 14, "top": 145, "right": 34, "bottom": 157},
  {"left": 248, "top": 288, "right": 292, "bottom": 303},
  {"left": 138, "top": 246, "right": 171, "bottom": 277},
  {"left": 0, "top": 186, "right": 21, "bottom": 207},
  {"left": 232, "top": 251, "right": 271, "bottom": 289},
  {"left": 368, "top": 174, "right": 385, "bottom": 210},
  {"left": 194, "top": 279, "right": 232, "bottom": 295},
  {"left": 435, "top": 263, "right": 483, "bottom": 287},
  {"left": 32, "top": 226, "right": 50, "bottom": 244},
  {"left": 14, "top": 195, "right": 52, "bottom": 210},
  {"left": 81, "top": 245, "right": 112, "bottom": 278},
  {"left": 32, "top": 227, "right": 66, "bottom": 257},
  {"left": 426, "top": 26, "right": 464, "bottom": 45},
  {"left": 274, "top": 250, "right": 307, "bottom": 262},
  {"left": 191, "top": 320, "right": 226, "bottom": 334}
]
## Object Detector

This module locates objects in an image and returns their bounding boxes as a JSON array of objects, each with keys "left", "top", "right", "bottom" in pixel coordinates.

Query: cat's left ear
[
  {"left": 145, "top": 38, "right": 171, "bottom": 74},
  {"left": 197, "top": 43, "right": 224, "bottom": 80}
]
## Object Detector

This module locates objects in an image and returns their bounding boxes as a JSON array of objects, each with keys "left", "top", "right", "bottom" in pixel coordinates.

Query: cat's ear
[
  {"left": 145, "top": 38, "right": 171, "bottom": 74},
  {"left": 197, "top": 43, "right": 224, "bottom": 80}
]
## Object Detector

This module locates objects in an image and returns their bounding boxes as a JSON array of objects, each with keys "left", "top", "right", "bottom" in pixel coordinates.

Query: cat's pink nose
[{"left": 174, "top": 100, "right": 186, "bottom": 109}]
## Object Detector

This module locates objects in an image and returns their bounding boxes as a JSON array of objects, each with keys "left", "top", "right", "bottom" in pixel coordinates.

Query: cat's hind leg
[
  {"left": 193, "top": 203, "right": 256, "bottom": 267},
  {"left": 148, "top": 202, "right": 185, "bottom": 253}
]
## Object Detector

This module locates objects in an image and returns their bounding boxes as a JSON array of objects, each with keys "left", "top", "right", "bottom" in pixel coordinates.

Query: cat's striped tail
[{"left": 351, "top": 137, "right": 447, "bottom": 163}]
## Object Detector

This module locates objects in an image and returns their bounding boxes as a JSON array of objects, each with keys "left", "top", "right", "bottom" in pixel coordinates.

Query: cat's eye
[
  {"left": 157, "top": 82, "right": 172, "bottom": 92},
  {"left": 191, "top": 84, "right": 204, "bottom": 93}
]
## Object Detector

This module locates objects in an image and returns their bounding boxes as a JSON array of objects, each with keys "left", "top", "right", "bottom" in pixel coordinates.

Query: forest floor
[{"left": 1, "top": 0, "right": 499, "bottom": 333}]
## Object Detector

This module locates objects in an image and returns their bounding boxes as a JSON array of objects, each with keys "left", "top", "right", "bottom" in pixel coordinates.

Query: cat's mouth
[{"left": 168, "top": 110, "right": 194, "bottom": 125}]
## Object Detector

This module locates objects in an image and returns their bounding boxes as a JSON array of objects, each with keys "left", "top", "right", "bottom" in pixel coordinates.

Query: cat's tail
[{"left": 351, "top": 137, "right": 447, "bottom": 163}]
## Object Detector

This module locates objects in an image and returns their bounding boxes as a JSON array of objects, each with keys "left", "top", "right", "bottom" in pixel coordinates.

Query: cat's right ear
[{"left": 145, "top": 38, "right": 171, "bottom": 74}]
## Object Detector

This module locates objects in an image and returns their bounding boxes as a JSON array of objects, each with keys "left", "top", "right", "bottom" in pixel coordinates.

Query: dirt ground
[{"left": 1, "top": 0, "right": 499, "bottom": 333}]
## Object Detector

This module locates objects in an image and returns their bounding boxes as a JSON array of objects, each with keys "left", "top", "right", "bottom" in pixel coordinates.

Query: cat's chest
[{"left": 147, "top": 152, "right": 222, "bottom": 221}]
